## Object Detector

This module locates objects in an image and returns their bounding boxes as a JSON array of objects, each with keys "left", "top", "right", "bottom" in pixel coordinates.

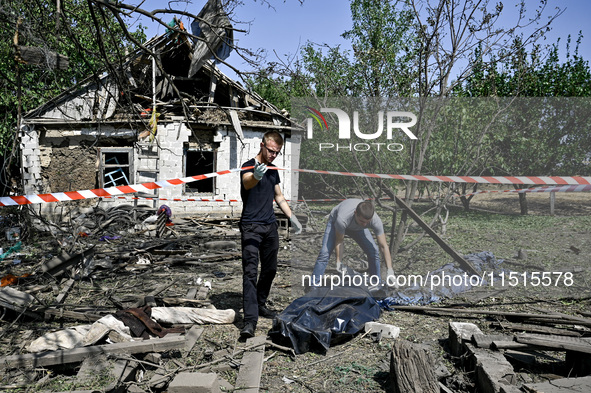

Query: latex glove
[
  {"left": 253, "top": 162, "right": 268, "bottom": 180},
  {"left": 290, "top": 214, "right": 303, "bottom": 234},
  {"left": 387, "top": 268, "right": 398, "bottom": 288}
]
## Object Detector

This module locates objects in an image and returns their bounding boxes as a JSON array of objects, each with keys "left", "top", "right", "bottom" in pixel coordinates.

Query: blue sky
[{"left": 131, "top": 0, "right": 591, "bottom": 79}]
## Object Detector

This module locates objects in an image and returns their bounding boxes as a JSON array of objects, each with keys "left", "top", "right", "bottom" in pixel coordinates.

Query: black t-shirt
[{"left": 240, "top": 158, "right": 280, "bottom": 224}]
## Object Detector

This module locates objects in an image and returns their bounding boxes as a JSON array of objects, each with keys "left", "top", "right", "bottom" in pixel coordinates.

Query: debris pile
[{"left": 0, "top": 205, "right": 589, "bottom": 392}]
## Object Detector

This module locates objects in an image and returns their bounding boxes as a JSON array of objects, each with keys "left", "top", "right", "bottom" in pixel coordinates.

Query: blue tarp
[{"left": 378, "top": 251, "right": 510, "bottom": 309}]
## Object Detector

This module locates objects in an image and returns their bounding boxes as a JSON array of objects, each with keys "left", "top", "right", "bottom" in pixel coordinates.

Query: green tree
[
  {"left": 457, "top": 34, "right": 591, "bottom": 214},
  {"left": 285, "top": 0, "right": 561, "bottom": 253},
  {"left": 0, "top": 0, "right": 147, "bottom": 194}
]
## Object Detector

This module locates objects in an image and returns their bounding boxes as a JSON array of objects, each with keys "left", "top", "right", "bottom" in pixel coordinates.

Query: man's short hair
[
  {"left": 262, "top": 131, "right": 284, "bottom": 146},
  {"left": 356, "top": 201, "right": 374, "bottom": 220}
]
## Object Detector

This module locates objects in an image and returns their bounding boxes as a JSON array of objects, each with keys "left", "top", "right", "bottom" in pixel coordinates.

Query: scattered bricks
[
  {"left": 449, "top": 321, "right": 483, "bottom": 358},
  {"left": 465, "top": 343, "right": 516, "bottom": 393},
  {"left": 143, "top": 352, "right": 162, "bottom": 366},
  {"left": 167, "top": 372, "right": 221, "bottom": 393},
  {"left": 364, "top": 322, "right": 400, "bottom": 339}
]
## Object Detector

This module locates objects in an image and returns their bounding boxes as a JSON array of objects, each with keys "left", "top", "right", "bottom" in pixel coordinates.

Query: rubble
[{"left": 0, "top": 203, "right": 589, "bottom": 392}]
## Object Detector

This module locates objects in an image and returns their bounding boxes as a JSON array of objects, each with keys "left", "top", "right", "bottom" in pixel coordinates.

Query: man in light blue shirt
[{"left": 311, "top": 199, "right": 395, "bottom": 286}]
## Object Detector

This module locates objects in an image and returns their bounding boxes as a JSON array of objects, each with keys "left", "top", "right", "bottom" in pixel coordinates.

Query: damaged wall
[{"left": 20, "top": 119, "right": 301, "bottom": 218}]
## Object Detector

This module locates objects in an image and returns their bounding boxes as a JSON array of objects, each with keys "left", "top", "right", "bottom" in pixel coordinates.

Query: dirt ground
[{"left": 0, "top": 191, "right": 590, "bottom": 392}]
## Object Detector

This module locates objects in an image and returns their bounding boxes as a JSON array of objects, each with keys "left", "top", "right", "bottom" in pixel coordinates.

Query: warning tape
[
  {"left": 462, "top": 184, "right": 591, "bottom": 197},
  {"left": 0, "top": 167, "right": 250, "bottom": 207},
  {"left": 102, "top": 196, "right": 240, "bottom": 203},
  {"left": 1, "top": 166, "right": 590, "bottom": 207},
  {"left": 289, "top": 168, "right": 591, "bottom": 186}
]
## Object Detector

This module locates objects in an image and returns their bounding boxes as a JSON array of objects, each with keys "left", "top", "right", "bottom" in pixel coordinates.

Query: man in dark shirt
[{"left": 239, "top": 130, "right": 302, "bottom": 338}]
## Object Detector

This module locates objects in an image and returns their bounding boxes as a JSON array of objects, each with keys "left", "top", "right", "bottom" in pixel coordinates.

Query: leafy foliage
[{"left": 0, "top": 0, "right": 146, "bottom": 192}]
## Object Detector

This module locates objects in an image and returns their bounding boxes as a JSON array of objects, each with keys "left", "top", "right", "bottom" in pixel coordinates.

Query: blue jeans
[{"left": 311, "top": 218, "right": 380, "bottom": 285}]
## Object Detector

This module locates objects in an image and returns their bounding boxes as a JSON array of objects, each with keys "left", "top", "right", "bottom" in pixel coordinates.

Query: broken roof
[{"left": 24, "top": 2, "right": 294, "bottom": 133}]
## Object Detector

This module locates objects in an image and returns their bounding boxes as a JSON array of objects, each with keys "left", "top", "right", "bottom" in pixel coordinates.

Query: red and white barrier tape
[
  {"left": 2, "top": 165, "right": 590, "bottom": 207},
  {"left": 461, "top": 184, "right": 591, "bottom": 197},
  {"left": 102, "top": 196, "right": 240, "bottom": 203},
  {"left": 290, "top": 168, "right": 591, "bottom": 186},
  {"left": 0, "top": 167, "right": 250, "bottom": 207}
]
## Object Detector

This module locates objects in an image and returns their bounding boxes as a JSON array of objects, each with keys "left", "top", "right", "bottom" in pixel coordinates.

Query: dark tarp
[{"left": 270, "top": 285, "right": 381, "bottom": 354}]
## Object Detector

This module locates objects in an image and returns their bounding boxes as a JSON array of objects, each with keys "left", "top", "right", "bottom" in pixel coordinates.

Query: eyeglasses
[{"left": 263, "top": 144, "right": 282, "bottom": 156}]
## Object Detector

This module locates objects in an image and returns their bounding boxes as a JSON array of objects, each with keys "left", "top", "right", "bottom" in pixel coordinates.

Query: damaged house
[{"left": 18, "top": 1, "right": 302, "bottom": 218}]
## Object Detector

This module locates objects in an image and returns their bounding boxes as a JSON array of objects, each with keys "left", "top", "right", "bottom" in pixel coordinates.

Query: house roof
[{"left": 23, "top": 17, "right": 298, "bottom": 135}]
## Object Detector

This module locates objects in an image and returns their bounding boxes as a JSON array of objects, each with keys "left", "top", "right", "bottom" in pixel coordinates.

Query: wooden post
[
  {"left": 550, "top": 192, "right": 556, "bottom": 215},
  {"left": 390, "top": 340, "right": 439, "bottom": 393},
  {"left": 394, "top": 196, "right": 479, "bottom": 276}
]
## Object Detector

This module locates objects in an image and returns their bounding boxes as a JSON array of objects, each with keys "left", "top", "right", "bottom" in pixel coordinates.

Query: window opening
[
  {"left": 185, "top": 149, "right": 214, "bottom": 193},
  {"left": 100, "top": 149, "right": 132, "bottom": 187}
]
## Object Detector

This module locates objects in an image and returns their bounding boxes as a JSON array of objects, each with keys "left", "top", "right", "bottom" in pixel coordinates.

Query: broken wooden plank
[
  {"left": 184, "top": 326, "right": 204, "bottom": 353},
  {"left": 465, "top": 342, "right": 516, "bottom": 393},
  {"left": 394, "top": 305, "right": 591, "bottom": 326},
  {"left": 449, "top": 321, "right": 483, "bottom": 357},
  {"left": 55, "top": 278, "right": 75, "bottom": 304},
  {"left": 389, "top": 340, "right": 439, "bottom": 393},
  {"left": 42, "top": 308, "right": 104, "bottom": 322},
  {"left": 490, "top": 321, "right": 582, "bottom": 337},
  {"left": 185, "top": 288, "right": 198, "bottom": 299},
  {"left": 515, "top": 334, "right": 591, "bottom": 354},
  {"left": 0, "top": 334, "right": 186, "bottom": 369},
  {"left": 41, "top": 247, "right": 94, "bottom": 278},
  {"left": 394, "top": 196, "right": 479, "bottom": 275},
  {"left": 0, "top": 286, "right": 41, "bottom": 319},
  {"left": 229, "top": 109, "right": 245, "bottom": 141},
  {"left": 522, "top": 376, "right": 591, "bottom": 393},
  {"left": 472, "top": 334, "right": 513, "bottom": 349},
  {"left": 234, "top": 336, "right": 266, "bottom": 393}
]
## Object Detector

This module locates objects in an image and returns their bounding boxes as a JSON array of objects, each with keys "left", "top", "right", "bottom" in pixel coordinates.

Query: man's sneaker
[
  {"left": 258, "top": 305, "right": 277, "bottom": 319},
  {"left": 240, "top": 321, "right": 256, "bottom": 339}
]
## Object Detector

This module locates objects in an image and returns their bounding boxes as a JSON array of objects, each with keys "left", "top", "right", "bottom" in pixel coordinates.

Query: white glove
[
  {"left": 290, "top": 214, "right": 303, "bottom": 234},
  {"left": 387, "top": 268, "right": 398, "bottom": 288},
  {"left": 253, "top": 162, "right": 268, "bottom": 180}
]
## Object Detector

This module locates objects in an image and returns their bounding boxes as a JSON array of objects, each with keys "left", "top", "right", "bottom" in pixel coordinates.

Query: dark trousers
[{"left": 240, "top": 222, "right": 279, "bottom": 323}]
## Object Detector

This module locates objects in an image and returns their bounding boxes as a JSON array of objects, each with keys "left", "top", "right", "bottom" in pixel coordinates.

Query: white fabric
[{"left": 151, "top": 307, "right": 235, "bottom": 325}]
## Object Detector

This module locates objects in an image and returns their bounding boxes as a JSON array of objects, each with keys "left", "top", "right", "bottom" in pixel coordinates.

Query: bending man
[{"left": 311, "top": 199, "right": 394, "bottom": 286}]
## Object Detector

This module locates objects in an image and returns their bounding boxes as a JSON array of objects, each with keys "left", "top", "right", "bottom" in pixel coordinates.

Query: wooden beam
[
  {"left": 234, "top": 336, "right": 266, "bottom": 393},
  {"left": 515, "top": 334, "right": 591, "bottom": 354},
  {"left": 208, "top": 71, "right": 218, "bottom": 103},
  {"left": 229, "top": 109, "right": 244, "bottom": 141},
  {"left": 394, "top": 196, "right": 479, "bottom": 275},
  {"left": 0, "top": 335, "right": 186, "bottom": 369}
]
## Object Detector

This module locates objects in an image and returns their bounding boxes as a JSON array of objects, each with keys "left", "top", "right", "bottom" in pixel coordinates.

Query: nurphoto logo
[{"left": 304, "top": 106, "right": 418, "bottom": 152}]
